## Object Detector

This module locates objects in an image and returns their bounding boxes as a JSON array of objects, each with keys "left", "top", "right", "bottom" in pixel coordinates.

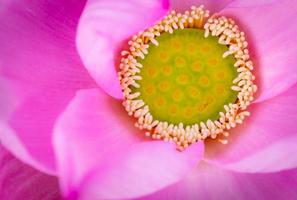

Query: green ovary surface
[{"left": 134, "top": 28, "right": 238, "bottom": 125}]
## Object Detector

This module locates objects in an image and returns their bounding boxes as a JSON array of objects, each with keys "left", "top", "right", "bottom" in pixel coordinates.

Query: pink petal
[
  {"left": 0, "top": 0, "right": 95, "bottom": 173},
  {"left": 76, "top": 0, "right": 169, "bottom": 99},
  {"left": 226, "top": 0, "right": 278, "bottom": 7},
  {"left": 141, "top": 162, "right": 297, "bottom": 199},
  {"left": 221, "top": 0, "right": 297, "bottom": 102},
  {"left": 170, "top": 0, "right": 233, "bottom": 12},
  {"left": 53, "top": 88, "right": 204, "bottom": 199},
  {"left": 79, "top": 141, "right": 204, "bottom": 199},
  {"left": 53, "top": 88, "right": 141, "bottom": 195},
  {"left": 205, "top": 84, "right": 297, "bottom": 173},
  {"left": 0, "top": 145, "right": 61, "bottom": 200}
]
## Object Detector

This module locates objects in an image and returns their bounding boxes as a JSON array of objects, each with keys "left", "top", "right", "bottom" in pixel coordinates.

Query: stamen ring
[{"left": 118, "top": 5, "right": 257, "bottom": 150}]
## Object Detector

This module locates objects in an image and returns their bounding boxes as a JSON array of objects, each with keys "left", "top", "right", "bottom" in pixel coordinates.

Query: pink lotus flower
[{"left": 1, "top": 0, "right": 297, "bottom": 199}]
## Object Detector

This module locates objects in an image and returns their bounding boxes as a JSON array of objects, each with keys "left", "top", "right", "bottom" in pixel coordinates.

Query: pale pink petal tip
[{"left": 76, "top": 0, "right": 169, "bottom": 99}]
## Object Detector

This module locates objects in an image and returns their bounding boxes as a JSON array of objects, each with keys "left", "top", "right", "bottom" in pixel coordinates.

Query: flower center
[
  {"left": 135, "top": 28, "right": 237, "bottom": 125},
  {"left": 118, "top": 6, "right": 257, "bottom": 150}
]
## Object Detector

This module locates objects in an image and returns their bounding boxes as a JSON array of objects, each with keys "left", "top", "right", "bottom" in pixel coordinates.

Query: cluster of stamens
[
  {"left": 118, "top": 6, "right": 257, "bottom": 150},
  {"left": 204, "top": 15, "right": 257, "bottom": 110}
]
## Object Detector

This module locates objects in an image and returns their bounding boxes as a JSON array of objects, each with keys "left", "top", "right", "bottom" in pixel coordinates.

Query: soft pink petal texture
[
  {"left": 221, "top": 0, "right": 297, "bottom": 102},
  {"left": 79, "top": 141, "right": 204, "bottom": 200},
  {"left": 140, "top": 162, "right": 297, "bottom": 200},
  {"left": 205, "top": 84, "right": 297, "bottom": 173},
  {"left": 0, "top": 1, "right": 95, "bottom": 174},
  {"left": 76, "top": 0, "right": 169, "bottom": 99},
  {"left": 53, "top": 88, "right": 204, "bottom": 199},
  {"left": 53, "top": 88, "right": 141, "bottom": 195},
  {"left": 226, "top": 0, "right": 278, "bottom": 7},
  {"left": 170, "top": 0, "right": 233, "bottom": 12},
  {"left": 0, "top": 145, "right": 61, "bottom": 200}
]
